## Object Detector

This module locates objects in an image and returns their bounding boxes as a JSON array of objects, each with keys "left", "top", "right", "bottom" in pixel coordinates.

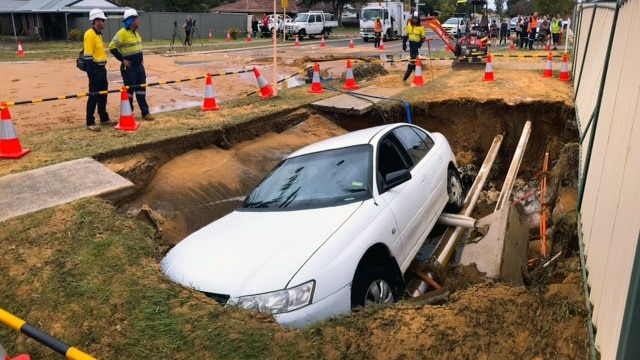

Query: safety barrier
[{"left": 0, "top": 308, "right": 96, "bottom": 360}]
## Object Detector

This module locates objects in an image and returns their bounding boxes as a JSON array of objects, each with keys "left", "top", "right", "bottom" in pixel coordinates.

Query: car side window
[
  {"left": 393, "top": 126, "right": 434, "bottom": 166},
  {"left": 377, "top": 135, "right": 410, "bottom": 192}
]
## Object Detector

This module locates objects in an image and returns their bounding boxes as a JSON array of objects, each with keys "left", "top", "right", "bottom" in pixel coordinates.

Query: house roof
[{"left": 0, "top": 0, "right": 127, "bottom": 14}]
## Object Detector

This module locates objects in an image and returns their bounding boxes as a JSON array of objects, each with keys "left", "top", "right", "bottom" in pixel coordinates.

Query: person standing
[
  {"left": 551, "top": 15, "right": 562, "bottom": 50},
  {"left": 373, "top": 17, "right": 383, "bottom": 48},
  {"left": 183, "top": 15, "right": 194, "bottom": 46},
  {"left": 528, "top": 12, "right": 538, "bottom": 50},
  {"left": 84, "top": 8, "right": 112, "bottom": 132},
  {"left": 402, "top": 16, "right": 425, "bottom": 85},
  {"left": 109, "top": 8, "right": 154, "bottom": 121},
  {"left": 251, "top": 16, "right": 259, "bottom": 38},
  {"left": 499, "top": 18, "right": 509, "bottom": 46}
]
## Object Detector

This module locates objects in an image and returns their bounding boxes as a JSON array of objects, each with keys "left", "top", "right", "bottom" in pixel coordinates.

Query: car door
[
  {"left": 310, "top": 14, "right": 322, "bottom": 34},
  {"left": 375, "top": 131, "right": 431, "bottom": 269}
]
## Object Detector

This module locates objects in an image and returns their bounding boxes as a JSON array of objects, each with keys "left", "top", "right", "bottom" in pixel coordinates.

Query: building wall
[{"left": 573, "top": 0, "right": 640, "bottom": 359}]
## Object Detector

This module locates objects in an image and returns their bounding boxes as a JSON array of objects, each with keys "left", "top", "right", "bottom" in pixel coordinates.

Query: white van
[{"left": 442, "top": 17, "right": 467, "bottom": 37}]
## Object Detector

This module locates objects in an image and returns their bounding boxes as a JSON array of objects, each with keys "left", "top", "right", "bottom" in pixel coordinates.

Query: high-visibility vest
[{"left": 551, "top": 20, "right": 561, "bottom": 34}]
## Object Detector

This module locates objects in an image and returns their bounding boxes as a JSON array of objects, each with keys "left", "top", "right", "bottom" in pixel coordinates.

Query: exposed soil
[{"left": 1, "top": 46, "right": 589, "bottom": 359}]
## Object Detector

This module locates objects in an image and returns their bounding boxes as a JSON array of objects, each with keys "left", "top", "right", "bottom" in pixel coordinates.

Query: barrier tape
[
  {"left": 242, "top": 66, "right": 312, "bottom": 98},
  {"left": 0, "top": 308, "right": 96, "bottom": 360},
  {"left": 5, "top": 69, "right": 253, "bottom": 107}
]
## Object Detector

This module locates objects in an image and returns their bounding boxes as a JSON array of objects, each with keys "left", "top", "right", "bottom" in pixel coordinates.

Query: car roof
[{"left": 288, "top": 123, "right": 408, "bottom": 158}]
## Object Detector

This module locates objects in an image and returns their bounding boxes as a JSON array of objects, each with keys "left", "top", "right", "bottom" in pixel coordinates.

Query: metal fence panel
[{"left": 575, "top": 1, "right": 640, "bottom": 358}]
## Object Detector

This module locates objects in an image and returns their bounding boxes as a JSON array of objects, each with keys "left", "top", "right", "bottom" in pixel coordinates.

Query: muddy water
[{"left": 122, "top": 115, "right": 347, "bottom": 246}]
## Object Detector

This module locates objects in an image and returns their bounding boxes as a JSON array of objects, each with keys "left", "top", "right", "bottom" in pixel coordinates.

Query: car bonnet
[{"left": 160, "top": 202, "right": 362, "bottom": 297}]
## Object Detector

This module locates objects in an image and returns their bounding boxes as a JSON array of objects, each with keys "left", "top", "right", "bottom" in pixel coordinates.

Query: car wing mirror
[{"left": 383, "top": 169, "right": 411, "bottom": 191}]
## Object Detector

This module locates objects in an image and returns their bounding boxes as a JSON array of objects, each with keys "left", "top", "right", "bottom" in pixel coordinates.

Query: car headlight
[{"left": 231, "top": 280, "right": 315, "bottom": 315}]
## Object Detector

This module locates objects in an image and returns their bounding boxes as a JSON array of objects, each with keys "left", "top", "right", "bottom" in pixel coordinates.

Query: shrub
[
  {"left": 228, "top": 27, "right": 240, "bottom": 40},
  {"left": 69, "top": 28, "right": 82, "bottom": 41}
]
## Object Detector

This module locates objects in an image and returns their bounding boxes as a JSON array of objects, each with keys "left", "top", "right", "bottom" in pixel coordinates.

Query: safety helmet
[
  {"left": 123, "top": 8, "right": 139, "bottom": 20},
  {"left": 89, "top": 8, "right": 107, "bottom": 21}
]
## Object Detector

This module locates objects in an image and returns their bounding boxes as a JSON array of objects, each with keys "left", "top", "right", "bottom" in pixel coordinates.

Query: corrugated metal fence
[
  {"left": 573, "top": 0, "right": 640, "bottom": 359},
  {"left": 69, "top": 12, "right": 248, "bottom": 43}
]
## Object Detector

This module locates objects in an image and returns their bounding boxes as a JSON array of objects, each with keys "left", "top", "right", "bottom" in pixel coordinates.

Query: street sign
[{"left": 282, "top": 0, "right": 288, "bottom": 9}]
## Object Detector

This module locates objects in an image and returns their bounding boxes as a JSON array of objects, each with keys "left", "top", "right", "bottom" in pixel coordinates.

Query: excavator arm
[{"left": 422, "top": 16, "right": 457, "bottom": 53}]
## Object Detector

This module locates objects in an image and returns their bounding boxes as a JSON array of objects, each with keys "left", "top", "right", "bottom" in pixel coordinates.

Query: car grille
[
  {"left": 362, "top": 27, "right": 374, "bottom": 32},
  {"left": 201, "top": 291, "right": 230, "bottom": 304}
]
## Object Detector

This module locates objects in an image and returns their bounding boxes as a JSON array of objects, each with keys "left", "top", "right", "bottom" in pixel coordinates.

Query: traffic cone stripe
[
  {"left": 115, "top": 87, "right": 140, "bottom": 131},
  {"left": 202, "top": 73, "right": 219, "bottom": 111},
  {"left": 483, "top": 53, "right": 495, "bottom": 82},
  {"left": 253, "top": 67, "right": 274, "bottom": 99},
  {"left": 0, "top": 104, "right": 30, "bottom": 159},
  {"left": 542, "top": 53, "right": 553, "bottom": 78},
  {"left": 413, "top": 57, "right": 425, "bottom": 86},
  {"left": 342, "top": 59, "right": 359, "bottom": 90},
  {"left": 310, "top": 62, "right": 324, "bottom": 93}
]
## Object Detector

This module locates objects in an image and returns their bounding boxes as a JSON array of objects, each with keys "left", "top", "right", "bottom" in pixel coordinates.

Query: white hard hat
[
  {"left": 89, "top": 8, "right": 107, "bottom": 21},
  {"left": 123, "top": 8, "right": 139, "bottom": 20}
]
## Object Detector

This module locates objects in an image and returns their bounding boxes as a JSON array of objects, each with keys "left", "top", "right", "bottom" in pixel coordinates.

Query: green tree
[
  {"left": 534, "top": 0, "right": 575, "bottom": 17},
  {"left": 494, "top": 0, "right": 506, "bottom": 14}
]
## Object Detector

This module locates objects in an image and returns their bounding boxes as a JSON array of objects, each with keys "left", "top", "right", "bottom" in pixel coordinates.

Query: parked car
[
  {"left": 509, "top": 16, "right": 519, "bottom": 32},
  {"left": 442, "top": 17, "right": 467, "bottom": 37},
  {"left": 161, "top": 123, "right": 464, "bottom": 329}
]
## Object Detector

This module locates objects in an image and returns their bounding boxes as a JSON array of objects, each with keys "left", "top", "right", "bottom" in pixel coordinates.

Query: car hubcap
[
  {"left": 364, "top": 279, "right": 394, "bottom": 306},
  {"left": 449, "top": 174, "right": 463, "bottom": 205}
]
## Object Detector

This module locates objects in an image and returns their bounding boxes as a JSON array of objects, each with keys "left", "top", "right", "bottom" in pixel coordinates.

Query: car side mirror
[{"left": 383, "top": 169, "right": 411, "bottom": 191}]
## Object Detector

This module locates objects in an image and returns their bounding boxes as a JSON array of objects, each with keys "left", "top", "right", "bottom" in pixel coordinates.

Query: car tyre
[
  {"left": 445, "top": 168, "right": 464, "bottom": 213},
  {"left": 351, "top": 264, "right": 397, "bottom": 308}
]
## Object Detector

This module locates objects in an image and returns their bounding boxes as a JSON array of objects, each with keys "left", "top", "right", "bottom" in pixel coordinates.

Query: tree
[
  {"left": 494, "top": 0, "right": 506, "bottom": 15},
  {"left": 534, "top": 0, "right": 576, "bottom": 17}
]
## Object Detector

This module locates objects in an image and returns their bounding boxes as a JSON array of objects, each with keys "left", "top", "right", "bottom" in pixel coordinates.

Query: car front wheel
[
  {"left": 351, "top": 264, "right": 397, "bottom": 308},
  {"left": 445, "top": 168, "right": 464, "bottom": 213}
]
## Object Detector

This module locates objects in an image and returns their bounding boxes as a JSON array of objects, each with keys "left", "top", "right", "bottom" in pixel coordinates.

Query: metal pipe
[
  {"left": 433, "top": 134, "right": 503, "bottom": 267},
  {"left": 437, "top": 213, "right": 477, "bottom": 229},
  {"left": 495, "top": 121, "right": 532, "bottom": 212}
]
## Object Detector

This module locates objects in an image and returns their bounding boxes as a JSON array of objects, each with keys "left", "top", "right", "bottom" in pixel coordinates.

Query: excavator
[{"left": 422, "top": 0, "right": 490, "bottom": 69}]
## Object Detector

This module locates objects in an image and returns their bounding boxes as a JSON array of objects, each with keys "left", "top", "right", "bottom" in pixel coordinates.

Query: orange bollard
[
  {"left": 558, "top": 53, "right": 571, "bottom": 81},
  {"left": 201, "top": 73, "right": 219, "bottom": 111},
  {"left": 348, "top": 36, "right": 355, "bottom": 48},
  {"left": 17, "top": 41, "right": 24, "bottom": 57},
  {"left": 247, "top": 32, "right": 252, "bottom": 43},
  {"left": 320, "top": 34, "right": 326, "bottom": 48},
  {"left": 208, "top": 29, "right": 213, "bottom": 41},
  {"left": 0, "top": 103, "right": 30, "bottom": 159},
  {"left": 483, "top": 52, "right": 495, "bottom": 82},
  {"left": 226, "top": 31, "right": 231, "bottom": 41},
  {"left": 295, "top": 34, "right": 300, "bottom": 47},
  {"left": 542, "top": 52, "right": 554, "bottom": 78},
  {"left": 253, "top": 67, "right": 274, "bottom": 99},
  {"left": 115, "top": 87, "right": 140, "bottom": 131},
  {"left": 342, "top": 59, "right": 359, "bottom": 90},
  {"left": 309, "top": 62, "right": 324, "bottom": 93},
  {"left": 379, "top": 37, "right": 384, "bottom": 50},
  {"left": 412, "top": 56, "right": 425, "bottom": 86}
]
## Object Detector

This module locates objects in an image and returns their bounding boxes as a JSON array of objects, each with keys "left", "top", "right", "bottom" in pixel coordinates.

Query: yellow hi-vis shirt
[
  {"left": 406, "top": 23, "right": 425, "bottom": 43},
  {"left": 83, "top": 28, "right": 107, "bottom": 65},
  {"left": 109, "top": 28, "right": 143, "bottom": 60}
]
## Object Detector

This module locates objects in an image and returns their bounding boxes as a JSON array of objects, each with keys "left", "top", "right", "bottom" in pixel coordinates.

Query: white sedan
[{"left": 161, "top": 123, "right": 464, "bottom": 328}]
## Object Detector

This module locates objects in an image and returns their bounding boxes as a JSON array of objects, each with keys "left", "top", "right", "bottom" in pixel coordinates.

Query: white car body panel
[{"left": 161, "top": 123, "right": 458, "bottom": 328}]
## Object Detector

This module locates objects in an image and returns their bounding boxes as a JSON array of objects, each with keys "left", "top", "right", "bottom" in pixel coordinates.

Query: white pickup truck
[{"left": 284, "top": 11, "right": 339, "bottom": 39}]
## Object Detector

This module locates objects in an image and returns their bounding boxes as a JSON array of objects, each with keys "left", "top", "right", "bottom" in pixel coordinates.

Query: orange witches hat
[
  {"left": 0, "top": 103, "right": 30, "bottom": 159},
  {"left": 558, "top": 53, "right": 571, "bottom": 81},
  {"left": 201, "top": 73, "right": 220, "bottom": 111},
  {"left": 253, "top": 67, "right": 274, "bottom": 99},
  {"left": 483, "top": 52, "right": 495, "bottom": 82},
  {"left": 542, "top": 52, "right": 553, "bottom": 78},
  {"left": 115, "top": 87, "right": 140, "bottom": 131},
  {"left": 412, "top": 56, "right": 425, "bottom": 86},
  {"left": 310, "top": 62, "right": 324, "bottom": 93},
  {"left": 342, "top": 59, "right": 359, "bottom": 90}
]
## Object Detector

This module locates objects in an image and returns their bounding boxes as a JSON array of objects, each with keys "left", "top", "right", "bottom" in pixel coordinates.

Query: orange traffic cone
[
  {"left": 115, "top": 87, "right": 140, "bottom": 131},
  {"left": 253, "top": 67, "right": 274, "bottom": 99},
  {"left": 558, "top": 53, "right": 571, "bottom": 81},
  {"left": 208, "top": 29, "right": 213, "bottom": 41},
  {"left": 348, "top": 36, "right": 355, "bottom": 48},
  {"left": 412, "top": 56, "right": 425, "bottom": 86},
  {"left": 483, "top": 52, "right": 495, "bottom": 81},
  {"left": 226, "top": 31, "right": 231, "bottom": 42},
  {"left": 542, "top": 52, "right": 554, "bottom": 78},
  {"left": 17, "top": 41, "right": 24, "bottom": 57},
  {"left": 201, "top": 73, "right": 219, "bottom": 111},
  {"left": 247, "top": 32, "right": 252, "bottom": 43},
  {"left": 295, "top": 34, "right": 300, "bottom": 47},
  {"left": 379, "top": 37, "right": 384, "bottom": 50},
  {"left": 545, "top": 35, "right": 551, "bottom": 50},
  {"left": 309, "top": 62, "right": 324, "bottom": 93},
  {"left": 509, "top": 35, "right": 515, "bottom": 50},
  {"left": 0, "top": 103, "right": 30, "bottom": 159},
  {"left": 320, "top": 35, "right": 326, "bottom": 48},
  {"left": 342, "top": 59, "right": 359, "bottom": 90}
]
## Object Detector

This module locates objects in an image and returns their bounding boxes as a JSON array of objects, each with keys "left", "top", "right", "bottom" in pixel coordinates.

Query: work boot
[
  {"left": 142, "top": 114, "right": 155, "bottom": 121},
  {"left": 100, "top": 120, "right": 117, "bottom": 126},
  {"left": 87, "top": 125, "right": 101, "bottom": 132}
]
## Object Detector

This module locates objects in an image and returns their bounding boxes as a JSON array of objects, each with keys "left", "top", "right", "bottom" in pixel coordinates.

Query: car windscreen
[
  {"left": 294, "top": 14, "right": 309, "bottom": 22},
  {"left": 361, "top": 9, "right": 382, "bottom": 21},
  {"left": 242, "top": 145, "right": 372, "bottom": 210}
]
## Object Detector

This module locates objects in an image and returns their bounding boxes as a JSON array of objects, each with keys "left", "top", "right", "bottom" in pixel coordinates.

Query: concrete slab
[
  {"left": 310, "top": 86, "right": 405, "bottom": 115},
  {"left": 459, "top": 204, "right": 529, "bottom": 285},
  {"left": 0, "top": 158, "right": 135, "bottom": 222}
]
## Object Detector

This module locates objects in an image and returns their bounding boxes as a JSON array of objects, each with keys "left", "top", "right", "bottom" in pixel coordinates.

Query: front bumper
[{"left": 274, "top": 283, "right": 351, "bottom": 329}]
